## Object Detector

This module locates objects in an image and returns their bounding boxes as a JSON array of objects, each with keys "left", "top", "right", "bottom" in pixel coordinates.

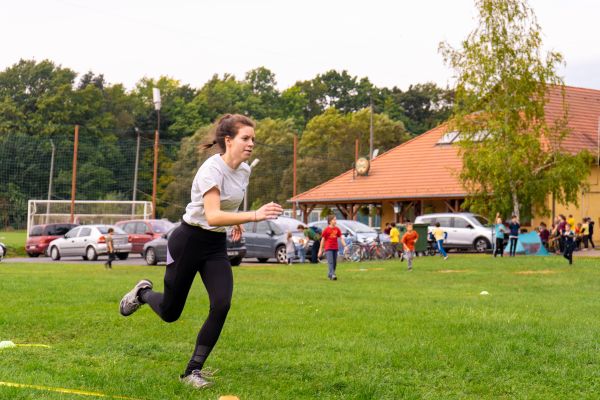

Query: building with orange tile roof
[{"left": 291, "top": 85, "right": 600, "bottom": 239}]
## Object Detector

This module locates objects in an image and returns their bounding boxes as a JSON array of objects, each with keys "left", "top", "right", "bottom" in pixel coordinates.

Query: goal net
[{"left": 27, "top": 200, "right": 153, "bottom": 237}]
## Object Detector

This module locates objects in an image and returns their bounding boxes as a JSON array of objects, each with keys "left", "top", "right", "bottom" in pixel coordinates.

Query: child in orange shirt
[{"left": 401, "top": 223, "right": 419, "bottom": 271}]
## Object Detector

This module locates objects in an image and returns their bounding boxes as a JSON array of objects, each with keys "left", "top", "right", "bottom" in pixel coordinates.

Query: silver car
[
  {"left": 48, "top": 225, "right": 132, "bottom": 261},
  {"left": 414, "top": 212, "right": 492, "bottom": 253}
]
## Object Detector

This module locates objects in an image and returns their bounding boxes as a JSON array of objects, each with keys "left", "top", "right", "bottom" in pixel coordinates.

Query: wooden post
[
  {"left": 292, "top": 134, "right": 297, "bottom": 218},
  {"left": 70, "top": 125, "right": 79, "bottom": 224},
  {"left": 152, "top": 129, "right": 159, "bottom": 219}
]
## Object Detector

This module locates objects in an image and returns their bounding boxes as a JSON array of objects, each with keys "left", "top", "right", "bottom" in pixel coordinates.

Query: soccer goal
[{"left": 27, "top": 200, "right": 153, "bottom": 236}]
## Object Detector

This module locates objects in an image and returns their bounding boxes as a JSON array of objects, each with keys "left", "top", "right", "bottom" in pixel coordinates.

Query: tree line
[{"left": 0, "top": 59, "right": 453, "bottom": 227}]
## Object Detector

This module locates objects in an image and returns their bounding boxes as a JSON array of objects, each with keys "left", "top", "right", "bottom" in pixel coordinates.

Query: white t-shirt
[{"left": 182, "top": 154, "right": 251, "bottom": 232}]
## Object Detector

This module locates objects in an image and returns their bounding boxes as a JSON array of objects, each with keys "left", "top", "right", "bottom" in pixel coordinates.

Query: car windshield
[
  {"left": 151, "top": 220, "right": 175, "bottom": 233},
  {"left": 97, "top": 226, "right": 127, "bottom": 234},
  {"left": 472, "top": 215, "right": 489, "bottom": 226},
  {"left": 340, "top": 220, "right": 376, "bottom": 234}
]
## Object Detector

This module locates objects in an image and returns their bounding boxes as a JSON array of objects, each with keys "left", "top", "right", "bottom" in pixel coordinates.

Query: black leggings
[
  {"left": 141, "top": 222, "right": 233, "bottom": 374},
  {"left": 494, "top": 238, "right": 504, "bottom": 257}
]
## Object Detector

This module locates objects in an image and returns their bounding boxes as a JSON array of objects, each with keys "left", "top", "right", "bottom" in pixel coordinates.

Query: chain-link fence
[{"left": 1, "top": 129, "right": 361, "bottom": 230}]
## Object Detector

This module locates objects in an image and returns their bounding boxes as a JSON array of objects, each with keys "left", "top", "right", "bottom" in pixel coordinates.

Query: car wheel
[
  {"left": 230, "top": 256, "right": 242, "bottom": 266},
  {"left": 50, "top": 246, "right": 61, "bottom": 261},
  {"left": 86, "top": 246, "right": 98, "bottom": 261},
  {"left": 276, "top": 245, "right": 287, "bottom": 264},
  {"left": 145, "top": 248, "right": 157, "bottom": 265},
  {"left": 474, "top": 238, "right": 490, "bottom": 253},
  {"left": 82, "top": 255, "right": 88, "bottom": 261},
  {"left": 257, "top": 258, "right": 269, "bottom": 263},
  {"left": 117, "top": 253, "right": 129, "bottom": 260}
]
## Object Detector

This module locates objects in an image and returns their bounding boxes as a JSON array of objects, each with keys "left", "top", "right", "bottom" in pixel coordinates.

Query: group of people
[{"left": 493, "top": 213, "right": 595, "bottom": 265}]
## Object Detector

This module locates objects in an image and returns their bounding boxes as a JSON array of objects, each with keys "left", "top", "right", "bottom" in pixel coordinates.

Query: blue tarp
[{"left": 504, "top": 231, "right": 549, "bottom": 256}]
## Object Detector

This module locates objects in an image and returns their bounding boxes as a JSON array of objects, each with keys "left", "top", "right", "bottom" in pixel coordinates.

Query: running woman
[{"left": 119, "top": 114, "right": 283, "bottom": 389}]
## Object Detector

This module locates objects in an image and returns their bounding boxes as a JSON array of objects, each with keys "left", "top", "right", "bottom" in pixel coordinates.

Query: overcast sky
[{"left": 2, "top": 0, "right": 599, "bottom": 91}]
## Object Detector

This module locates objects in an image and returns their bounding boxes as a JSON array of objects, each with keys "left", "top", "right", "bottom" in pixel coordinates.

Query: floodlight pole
[
  {"left": 132, "top": 128, "right": 141, "bottom": 216},
  {"left": 46, "top": 139, "right": 55, "bottom": 224},
  {"left": 70, "top": 125, "right": 79, "bottom": 224},
  {"left": 152, "top": 88, "right": 161, "bottom": 219}
]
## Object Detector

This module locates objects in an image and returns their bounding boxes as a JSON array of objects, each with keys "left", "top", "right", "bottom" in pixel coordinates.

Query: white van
[{"left": 414, "top": 212, "right": 493, "bottom": 253}]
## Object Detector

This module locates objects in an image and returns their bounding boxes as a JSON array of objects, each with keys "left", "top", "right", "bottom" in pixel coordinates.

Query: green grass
[
  {"left": 0, "top": 230, "right": 27, "bottom": 257},
  {"left": 1, "top": 256, "right": 600, "bottom": 399}
]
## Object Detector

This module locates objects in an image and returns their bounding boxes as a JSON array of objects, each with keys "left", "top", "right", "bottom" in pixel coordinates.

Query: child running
[{"left": 401, "top": 223, "right": 419, "bottom": 271}]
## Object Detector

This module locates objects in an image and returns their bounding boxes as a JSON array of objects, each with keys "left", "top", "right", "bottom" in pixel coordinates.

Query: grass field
[
  {"left": 0, "top": 230, "right": 27, "bottom": 257},
  {"left": 1, "top": 255, "right": 599, "bottom": 399}
]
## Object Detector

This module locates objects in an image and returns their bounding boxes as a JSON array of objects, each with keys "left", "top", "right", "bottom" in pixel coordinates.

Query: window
[
  {"left": 135, "top": 222, "right": 149, "bottom": 234},
  {"left": 243, "top": 222, "right": 254, "bottom": 232},
  {"left": 65, "top": 228, "right": 80, "bottom": 239},
  {"left": 256, "top": 221, "right": 270, "bottom": 234},
  {"left": 452, "top": 217, "right": 471, "bottom": 229},
  {"left": 79, "top": 228, "right": 92, "bottom": 237},
  {"left": 436, "top": 217, "right": 452, "bottom": 228},
  {"left": 47, "top": 224, "right": 76, "bottom": 236},
  {"left": 30, "top": 226, "right": 43, "bottom": 236},
  {"left": 122, "top": 223, "right": 136, "bottom": 234}
]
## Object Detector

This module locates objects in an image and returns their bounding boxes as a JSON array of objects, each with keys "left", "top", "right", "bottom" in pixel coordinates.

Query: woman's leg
[
  {"left": 141, "top": 225, "right": 202, "bottom": 322},
  {"left": 185, "top": 255, "right": 233, "bottom": 375}
]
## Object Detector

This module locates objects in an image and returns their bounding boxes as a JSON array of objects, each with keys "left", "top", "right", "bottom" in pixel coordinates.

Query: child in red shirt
[
  {"left": 318, "top": 215, "right": 346, "bottom": 280},
  {"left": 401, "top": 223, "right": 419, "bottom": 271}
]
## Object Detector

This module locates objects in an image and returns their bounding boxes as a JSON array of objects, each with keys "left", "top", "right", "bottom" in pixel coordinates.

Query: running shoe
[
  {"left": 119, "top": 279, "right": 153, "bottom": 316},
  {"left": 180, "top": 370, "right": 214, "bottom": 389}
]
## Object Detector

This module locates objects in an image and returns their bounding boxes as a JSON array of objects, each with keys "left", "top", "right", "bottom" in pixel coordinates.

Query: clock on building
[{"left": 355, "top": 157, "right": 370, "bottom": 176}]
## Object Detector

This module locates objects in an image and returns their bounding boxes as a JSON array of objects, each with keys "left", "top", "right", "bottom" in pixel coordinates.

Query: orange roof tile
[{"left": 292, "top": 85, "right": 600, "bottom": 204}]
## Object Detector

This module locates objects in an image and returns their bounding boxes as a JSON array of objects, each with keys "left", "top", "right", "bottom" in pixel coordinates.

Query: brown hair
[
  {"left": 327, "top": 214, "right": 336, "bottom": 224},
  {"left": 201, "top": 114, "right": 255, "bottom": 152}
]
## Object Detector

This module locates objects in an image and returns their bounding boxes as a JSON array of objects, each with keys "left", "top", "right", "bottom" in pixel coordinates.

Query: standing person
[
  {"left": 389, "top": 222, "right": 401, "bottom": 258},
  {"left": 563, "top": 223, "right": 575, "bottom": 265},
  {"left": 508, "top": 215, "right": 520, "bottom": 257},
  {"left": 285, "top": 231, "right": 295, "bottom": 265},
  {"left": 587, "top": 217, "right": 595, "bottom": 249},
  {"left": 383, "top": 222, "right": 392, "bottom": 235},
  {"left": 567, "top": 214, "right": 576, "bottom": 229},
  {"left": 557, "top": 215, "right": 567, "bottom": 253},
  {"left": 305, "top": 225, "right": 322, "bottom": 263},
  {"left": 494, "top": 216, "right": 508, "bottom": 257},
  {"left": 119, "top": 114, "right": 283, "bottom": 389},
  {"left": 400, "top": 223, "right": 419, "bottom": 271},
  {"left": 538, "top": 222, "right": 550, "bottom": 251},
  {"left": 432, "top": 222, "right": 448, "bottom": 260},
  {"left": 318, "top": 215, "right": 346, "bottom": 280},
  {"left": 297, "top": 225, "right": 307, "bottom": 263},
  {"left": 104, "top": 227, "right": 115, "bottom": 269},
  {"left": 581, "top": 218, "right": 589, "bottom": 251}
]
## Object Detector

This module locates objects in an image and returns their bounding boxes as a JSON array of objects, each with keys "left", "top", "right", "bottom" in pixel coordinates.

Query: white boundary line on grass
[{"left": 0, "top": 381, "right": 143, "bottom": 400}]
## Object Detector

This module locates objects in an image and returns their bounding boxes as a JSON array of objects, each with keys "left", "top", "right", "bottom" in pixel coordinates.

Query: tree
[{"left": 439, "top": 0, "right": 592, "bottom": 220}]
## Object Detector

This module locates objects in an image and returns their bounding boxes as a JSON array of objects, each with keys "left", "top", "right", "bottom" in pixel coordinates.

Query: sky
[{"left": 1, "top": 0, "right": 599, "bottom": 91}]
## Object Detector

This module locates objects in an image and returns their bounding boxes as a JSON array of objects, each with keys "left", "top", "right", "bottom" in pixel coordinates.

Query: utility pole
[
  {"left": 70, "top": 125, "right": 79, "bottom": 224},
  {"left": 292, "top": 133, "right": 298, "bottom": 219},
  {"left": 152, "top": 88, "right": 161, "bottom": 219},
  {"left": 369, "top": 95, "right": 374, "bottom": 227},
  {"left": 132, "top": 128, "right": 141, "bottom": 216},
  {"left": 45, "top": 139, "right": 55, "bottom": 224}
]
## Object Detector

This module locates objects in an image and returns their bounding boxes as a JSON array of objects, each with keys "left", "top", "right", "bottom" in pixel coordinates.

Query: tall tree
[{"left": 440, "top": 0, "right": 592, "bottom": 220}]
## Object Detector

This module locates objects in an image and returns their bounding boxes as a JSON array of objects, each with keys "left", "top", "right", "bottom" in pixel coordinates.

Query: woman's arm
[{"left": 203, "top": 188, "right": 282, "bottom": 226}]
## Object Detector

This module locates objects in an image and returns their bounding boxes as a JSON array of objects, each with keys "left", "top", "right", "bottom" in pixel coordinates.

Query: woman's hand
[
  {"left": 231, "top": 224, "right": 244, "bottom": 242},
  {"left": 255, "top": 202, "right": 283, "bottom": 221}
]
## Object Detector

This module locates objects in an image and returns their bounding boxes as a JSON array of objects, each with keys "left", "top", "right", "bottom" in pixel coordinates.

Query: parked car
[
  {"left": 48, "top": 225, "right": 132, "bottom": 261},
  {"left": 309, "top": 219, "right": 379, "bottom": 244},
  {"left": 25, "top": 223, "right": 79, "bottom": 257},
  {"left": 414, "top": 212, "right": 492, "bottom": 253},
  {"left": 143, "top": 224, "right": 247, "bottom": 266},
  {"left": 242, "top": 216, "right": 306, "bottom": 263},
  {"left": 0, "top": 241, "right": 5, "bottom": 261},
  {"left": 115, "top": 219, "right": 175, "bottom": 255}
]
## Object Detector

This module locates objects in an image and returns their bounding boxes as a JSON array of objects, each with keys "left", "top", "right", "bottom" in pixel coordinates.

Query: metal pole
[
  {"left": 70, "top": 125, "right": 79, "bottom": 224},
  {"left": 132, "top": 129, "right": 141, "bottom": 216},
  {"left": 46, "top": 140, "right": 55, "bottom": 224},
  {"left": 369, "top": 95, "right": 374, "bottom": 160},
  {"left": 152, "top": 111, "right": 160, "bottom": 219},
  {"left": 292, "top": 134, "right": 297, "bottom": 219}
]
